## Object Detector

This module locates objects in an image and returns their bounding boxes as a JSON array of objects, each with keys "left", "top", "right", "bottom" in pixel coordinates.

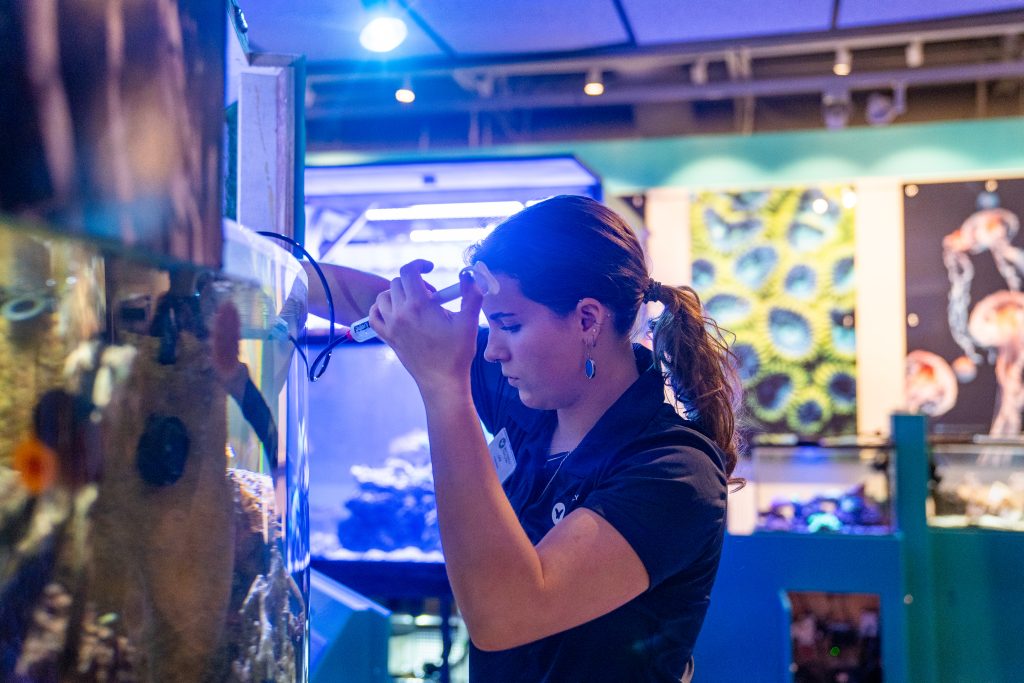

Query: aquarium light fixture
[
  {"left": 409, "top": 227, "right": 496, "bottom": 242},
  {"left": 365, "top": 201, "right": 525, "bottom": 221}
]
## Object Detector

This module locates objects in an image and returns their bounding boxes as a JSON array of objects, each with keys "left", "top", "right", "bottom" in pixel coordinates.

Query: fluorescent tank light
[
  {"left": 365, "top": 201, "right": 525, "bottom": 221},
  {"left": 409, "top": 227, "right": 495, "bottom": 243}
]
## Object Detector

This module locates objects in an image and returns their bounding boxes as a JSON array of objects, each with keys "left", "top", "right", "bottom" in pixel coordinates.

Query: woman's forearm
[
  {"left": 420, "top": 383, "right": 546, "bottom": 648},
  {"left": 303, "top": 261, "right": 389, "bottom": 324}
]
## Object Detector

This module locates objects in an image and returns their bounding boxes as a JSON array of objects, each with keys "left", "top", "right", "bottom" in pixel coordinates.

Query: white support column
[
  {"left": 644, "top": 187, "right": 691, "bottom": 286},
  {"left": 854, "top": 177, "right": 907, "bottom": 436}
]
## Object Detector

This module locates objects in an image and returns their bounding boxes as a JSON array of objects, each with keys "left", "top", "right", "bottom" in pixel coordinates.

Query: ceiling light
[
  {"left": 833, "top": 46, "right": 851, "bottom": 76},
  {"left": 906, "top": 40, "right": 924, "bottom": 68},
  {"left": 690, "top": 57, "right": 708, "bottom": 86},
  {"left": 360, "top": 15, "right": 408, "bottom": 53},
  {"left": 583, "top": 68, "right": 604, "bottom": 96},
  {"left": 395, "top": 76, "right": 415, "bottom": 104},
  {"left": 365, "top": 201, "right": 525, "bottom": 221}
]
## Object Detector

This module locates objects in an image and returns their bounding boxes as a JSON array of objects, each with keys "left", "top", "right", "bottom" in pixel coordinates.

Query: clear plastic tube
[{"left": 346, "top": 262, "right": 499, "bottom": 342}]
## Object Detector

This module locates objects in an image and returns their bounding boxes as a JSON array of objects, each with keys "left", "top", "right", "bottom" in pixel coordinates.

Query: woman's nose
[{"left": 483, "top": 335, "right": 508, "bottom": 363}]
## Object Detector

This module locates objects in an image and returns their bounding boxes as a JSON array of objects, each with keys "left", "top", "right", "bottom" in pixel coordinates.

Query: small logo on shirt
[{"left": 551, "top": 502, "right": 566, "bottom": 524}]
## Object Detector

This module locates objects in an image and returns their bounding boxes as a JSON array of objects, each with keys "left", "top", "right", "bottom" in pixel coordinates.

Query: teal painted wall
[
  {"left": 930, "top": 529, "right": 1024, "bottom": 683},
  {"left": 309, "top": 117, "right": 1024, "bottom": 193}
]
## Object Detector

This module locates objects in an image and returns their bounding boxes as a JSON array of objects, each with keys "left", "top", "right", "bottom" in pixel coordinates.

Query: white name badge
[{"left": 488, "top": 427, "right": 517, "bottom": 484}]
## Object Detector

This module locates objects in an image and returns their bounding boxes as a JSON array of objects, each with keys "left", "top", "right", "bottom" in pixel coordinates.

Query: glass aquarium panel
[
  {"left": 930, "top": 441, "right": 1024, "bottom": 531},
  {"left": 729, "top": 445, "right": 894, "bottom": 535},
  {"left": 308, "top": 341, "right": 444, "bottom": 564},
  {"left": 0, "top": 219, "right": 308, "bottom": 681}
]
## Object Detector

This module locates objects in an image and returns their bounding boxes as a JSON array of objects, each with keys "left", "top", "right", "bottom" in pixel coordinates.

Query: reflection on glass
[{"left": 0, "top": 221, "right": 308, "bottom": 681}]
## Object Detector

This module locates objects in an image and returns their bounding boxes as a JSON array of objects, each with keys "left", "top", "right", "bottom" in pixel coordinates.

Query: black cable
[{"left": 256, "top": 231, "right": 349, "bottom": 381}]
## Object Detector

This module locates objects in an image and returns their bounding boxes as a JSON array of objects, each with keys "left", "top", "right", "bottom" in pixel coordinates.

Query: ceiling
[{"left": 237, "top": 0, "right": 1024, "bottom": 151}]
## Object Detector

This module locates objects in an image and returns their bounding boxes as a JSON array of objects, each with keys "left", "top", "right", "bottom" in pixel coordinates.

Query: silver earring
[{"left": 585, "top": 348, "right": 596, "bottom": 380}]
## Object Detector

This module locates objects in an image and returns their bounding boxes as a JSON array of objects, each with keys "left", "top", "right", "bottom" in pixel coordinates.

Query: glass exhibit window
[
  {"left": 929, "top": 441, "right": 1024, "bottom": 531},
  {"left": 728, "top": 445, "right": 893, "bottom": 535}
]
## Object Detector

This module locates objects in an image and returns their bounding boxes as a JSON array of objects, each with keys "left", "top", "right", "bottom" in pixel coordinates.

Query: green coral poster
[{"left": 690, "top": 186, "right": 857, "bottom": 437}]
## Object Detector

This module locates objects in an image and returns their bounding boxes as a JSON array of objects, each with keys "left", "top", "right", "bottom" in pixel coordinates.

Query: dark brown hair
[{"left": 467, "top": 195, "right": 741, "bottom": 476}]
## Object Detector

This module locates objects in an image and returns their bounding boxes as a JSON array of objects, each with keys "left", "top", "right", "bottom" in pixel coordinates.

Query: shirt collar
[{"left": 557, "top": 344, "right": 667, "bottom": 476}]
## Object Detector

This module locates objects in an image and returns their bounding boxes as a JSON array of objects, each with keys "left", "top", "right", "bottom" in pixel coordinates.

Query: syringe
[{"left": 344, "top": 262, "right": 499, "bottom": 342}]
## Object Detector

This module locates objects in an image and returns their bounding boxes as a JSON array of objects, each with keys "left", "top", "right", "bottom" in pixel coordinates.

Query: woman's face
[{"left": 481, "top": 274, "right": 585, "bottom": 410}]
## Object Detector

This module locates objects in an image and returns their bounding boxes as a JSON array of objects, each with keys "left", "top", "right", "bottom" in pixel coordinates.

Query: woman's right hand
[{"left": 369, "top": 260, "right": 484, "bottom": 397}]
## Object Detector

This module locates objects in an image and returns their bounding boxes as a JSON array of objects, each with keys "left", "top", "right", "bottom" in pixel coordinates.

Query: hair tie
[{"left": 642, "top": 279, "right": 662, "bottom": 303}]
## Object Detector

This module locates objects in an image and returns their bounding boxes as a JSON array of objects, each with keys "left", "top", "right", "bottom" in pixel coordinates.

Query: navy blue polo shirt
[{"left": 467, "top": 328, "right": 728, "bottom": 683}]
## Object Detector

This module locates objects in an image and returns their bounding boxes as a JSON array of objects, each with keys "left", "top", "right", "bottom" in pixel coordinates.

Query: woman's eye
[{"left": 499, "top": 324, "right": 521, "bottom": 333}]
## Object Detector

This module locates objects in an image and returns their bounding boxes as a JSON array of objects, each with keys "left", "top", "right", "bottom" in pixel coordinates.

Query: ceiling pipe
[{"left": 307, "top": 58, "right": 1024, "bottom": 119}]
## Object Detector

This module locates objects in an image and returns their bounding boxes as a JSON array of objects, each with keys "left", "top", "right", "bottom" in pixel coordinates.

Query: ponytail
[{"left": 649, "top": 284, "right": 743, "bottom": 480}]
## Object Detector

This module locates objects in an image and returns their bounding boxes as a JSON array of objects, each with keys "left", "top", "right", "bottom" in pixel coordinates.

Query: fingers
[
  {"left": 399, "top": 259, "right": 434, "bottom": 302},
  {"left": 389, "top": 276, "right": 405, "bottom": 306},
  {"left": 368, "top": 300, "right": 387, "bottom": 339},
  {"left": 400, "top": 259, "right": 434, "bottom": 276},
  {"left": 457, "top": 268, "right": 484, "bottom": 326}
]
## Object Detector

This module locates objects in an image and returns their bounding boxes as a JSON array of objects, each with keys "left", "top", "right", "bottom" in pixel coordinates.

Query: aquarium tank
[
  {"left": 302, "top": 157, "right": 603, "bottom": 574},
  {"left": 0, "top": 219, "right": 310, "bottom": 681},
  {"left": 0, "top": 0, "right": 309, "bottom": 678}
]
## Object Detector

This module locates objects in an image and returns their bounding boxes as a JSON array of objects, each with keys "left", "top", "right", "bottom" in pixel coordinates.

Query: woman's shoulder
[{"left": 620, "top": 406, "right": 728, "bottom": 478}]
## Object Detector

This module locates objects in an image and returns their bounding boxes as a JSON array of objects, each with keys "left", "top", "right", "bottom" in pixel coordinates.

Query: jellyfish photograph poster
[
  {"left": 690, "top": 186, "right": 857, "bottom": 438},
  {"left": 904, "top": 178, "right": 1024, "bottom": 437}
]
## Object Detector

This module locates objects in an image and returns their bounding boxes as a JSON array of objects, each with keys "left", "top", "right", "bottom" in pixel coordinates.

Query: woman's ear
[{"left": 576, "top": 297, "right": 605, "bottom": 335}]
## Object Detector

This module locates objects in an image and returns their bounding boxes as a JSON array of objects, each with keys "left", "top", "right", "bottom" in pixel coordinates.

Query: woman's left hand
[{"left": 369, "top": 259, "right": 484, "bottom": 395}]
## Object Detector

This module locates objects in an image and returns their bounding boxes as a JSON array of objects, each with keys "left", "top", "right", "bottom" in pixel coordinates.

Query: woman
[{"left": 310, "top": 195, "right": 740, "bottom": 682}]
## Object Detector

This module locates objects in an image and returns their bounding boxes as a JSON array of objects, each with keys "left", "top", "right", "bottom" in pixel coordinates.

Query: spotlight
[
  {"left": 690, "top": 57, "right": 708, "bottom": 86},
  {"left": 395, "top": 76, "right": 415, "bottom": 104},
  {"left": 821, "top": 89, "right": 851, "bottom": 130},
  {"left": 360, "top": 14, "right": 408, "bottom": 53},
  {"left": 906, "top": 40, "right": 924, "bottom": 68},
  {"left": 583, "top": 68, "right": 604, "bottom": 96},
  {"left": 833, "top": 46, "right": 851, "bottom": 76}
]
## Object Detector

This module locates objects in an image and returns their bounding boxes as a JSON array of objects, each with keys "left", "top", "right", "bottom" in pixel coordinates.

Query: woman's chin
[
  {"left": 516, "top": 388, "right": 553, "bottom": 411},
  {"left": 514, "top": 387, "right": 536, "bottom": 406}
]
